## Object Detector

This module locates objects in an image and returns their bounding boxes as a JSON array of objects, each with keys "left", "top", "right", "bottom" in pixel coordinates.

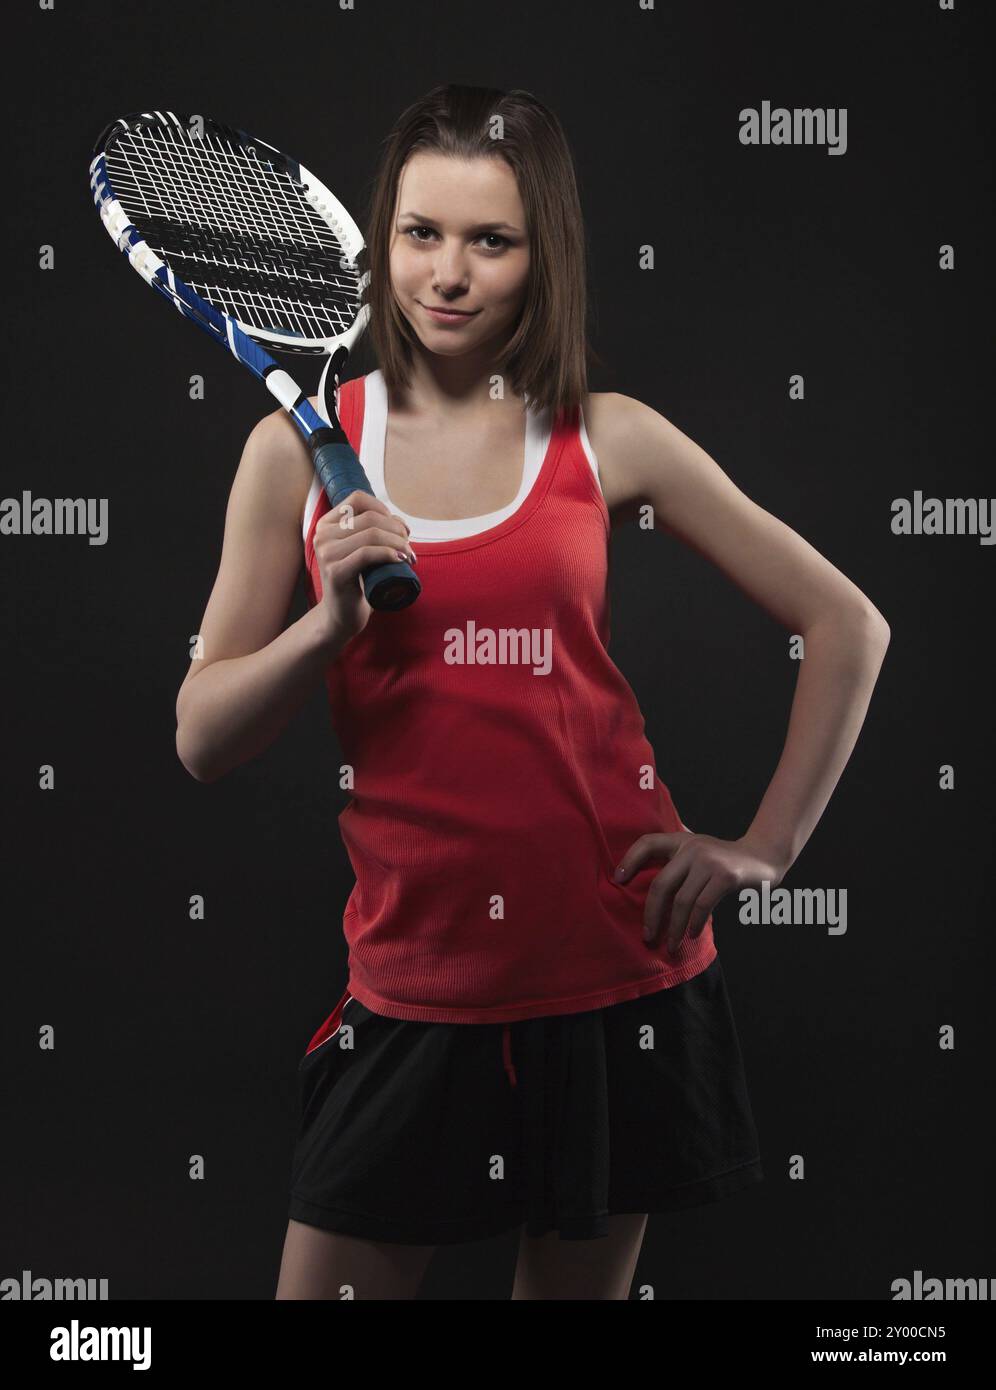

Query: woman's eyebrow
[{"left": 398, "top": 211, "right": 522, "bottom": 233}]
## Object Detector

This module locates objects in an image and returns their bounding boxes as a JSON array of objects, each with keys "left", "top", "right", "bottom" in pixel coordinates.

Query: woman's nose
[{"left": 431, "top": 246, "right": 469, "bottom": 292}]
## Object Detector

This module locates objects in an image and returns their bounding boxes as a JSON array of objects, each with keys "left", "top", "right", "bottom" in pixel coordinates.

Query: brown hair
[{"left": 357, "top": 83, "right": 600, "bottom": 420}]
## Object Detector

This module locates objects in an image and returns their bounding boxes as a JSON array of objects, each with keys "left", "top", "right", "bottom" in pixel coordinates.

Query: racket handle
[{"left": 311, "top": 440, "right": 421, "bottom": 612}]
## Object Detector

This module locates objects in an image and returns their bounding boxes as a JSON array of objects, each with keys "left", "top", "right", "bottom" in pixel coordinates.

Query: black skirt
[{"left": 288, "top": 956, "right": 763, "bottom": 1245}]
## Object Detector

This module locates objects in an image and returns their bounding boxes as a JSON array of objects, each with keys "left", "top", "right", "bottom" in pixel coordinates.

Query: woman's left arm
[{"left": 589, "top": 393, "right": 891, "bottom": 951}]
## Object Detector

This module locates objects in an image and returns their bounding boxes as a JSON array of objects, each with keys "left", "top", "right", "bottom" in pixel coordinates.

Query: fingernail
[{"left": 613, "top": 865, "right": 626, "bottom": 880}]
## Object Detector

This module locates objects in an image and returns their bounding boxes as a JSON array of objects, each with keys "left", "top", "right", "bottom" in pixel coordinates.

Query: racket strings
[{"left": 104, "top": 124, "right": 361, "bottom": 341}]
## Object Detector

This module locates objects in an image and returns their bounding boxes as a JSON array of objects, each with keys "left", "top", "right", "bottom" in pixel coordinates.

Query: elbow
[
  {"left": 826, "top": 593, "right": 889, "bottom": 640},
  {"left": 860, "top": 603, "right": 891, "bottom": 647},
  {"left": 176, "top": 726, "right": 219, "bottom": 784},
  {"left": 846, "top": 601, "right": 891, "bottom": 657},
  {"left": 809, "top": 596, "right": 890, "bottom": 644},
  {"left": 809, "top": 600, "right": 890, "bottom": 658}
]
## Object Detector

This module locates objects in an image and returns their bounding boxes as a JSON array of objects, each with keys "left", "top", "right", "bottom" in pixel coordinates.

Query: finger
[
  {"left": 338, "top": 531, "right": 415, "bottom": 567},
  {"left": 664, "top": 865, "right": 717, "bottom": 956},
  {"left": 688, "top": 896, "right": 716, "bottom": 941},
  {"left": 343, "top": 489, "right": 390, "bottom": 514},
  {"left": 320, "top": 514, "right": 411, "bottom": 550},
  {"left": 346, "top": 506, "right": 411, "bottom": 538},
  {"left": 330, "top": 492, "right": 394, "bottom": 532},
  {"left": 333, "top": 543, "right": 416, "bottom": 585},
  {"left": 642, "top": 857, "right": 689, "bottom": 946},
  {"left": 342, "top": 526, "right": 415, "bottom": 557},
  {"left": 330, "top": 500, "right": 358, "bottom": 531},
  {"left": 341, "top": 508, "right": 411, "bottom": 542},
  {"left": 613, "top": 833, "right": 680, "bottom": 882}
]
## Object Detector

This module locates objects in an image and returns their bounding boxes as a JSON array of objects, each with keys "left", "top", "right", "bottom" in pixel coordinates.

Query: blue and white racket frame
[{"left": 88, "top": 109, "right": 420, "bottom": 612}]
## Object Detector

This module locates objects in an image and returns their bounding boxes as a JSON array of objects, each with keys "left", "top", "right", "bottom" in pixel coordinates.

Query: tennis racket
[{"left": 89, "top": 109, "right": 420, "bottom": 612}]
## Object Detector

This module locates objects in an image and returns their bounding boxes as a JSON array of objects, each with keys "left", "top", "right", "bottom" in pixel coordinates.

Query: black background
[{"left": 1, "top": 0, "right": 992, "bottom": 1303}]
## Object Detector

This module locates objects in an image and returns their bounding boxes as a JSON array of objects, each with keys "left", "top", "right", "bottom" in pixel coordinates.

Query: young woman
[{"left": 175, "top": 84, "right": 890, "bottom": 1300}]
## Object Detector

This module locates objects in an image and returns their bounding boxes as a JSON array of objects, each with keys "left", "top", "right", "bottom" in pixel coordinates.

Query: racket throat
[
  {"left": 308, "top": 421, "right": 351, "bottom": 452},
  {"left": 319, "top": 346, "right": 350, "bottom": 433}
]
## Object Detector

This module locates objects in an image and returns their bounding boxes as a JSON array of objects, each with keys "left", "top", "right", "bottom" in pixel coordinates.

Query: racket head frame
[
  {"left": 89, "top": 110, "right": 419, "bottom": 610},
  {"left": 88, "top": 109, "right": 369, "bottom": 438}
]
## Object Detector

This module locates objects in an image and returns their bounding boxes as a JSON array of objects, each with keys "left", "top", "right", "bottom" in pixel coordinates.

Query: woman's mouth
[{"left": 418, "top": 302, "right": 481, "bottom": 325}]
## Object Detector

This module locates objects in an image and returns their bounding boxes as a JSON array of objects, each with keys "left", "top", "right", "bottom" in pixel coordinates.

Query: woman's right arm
[{"left": 174, "top": 408, "right": 411, "bottom": 783}]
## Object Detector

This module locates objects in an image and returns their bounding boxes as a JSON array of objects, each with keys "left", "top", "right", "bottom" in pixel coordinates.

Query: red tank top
[{"left": 302, "top": 374, "right": 716, "bottom": 1024}]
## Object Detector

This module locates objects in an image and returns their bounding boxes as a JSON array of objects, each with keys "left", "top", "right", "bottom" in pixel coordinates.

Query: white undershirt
[{"left": 303, "top": 368, "right": 602, "bottom": 544}]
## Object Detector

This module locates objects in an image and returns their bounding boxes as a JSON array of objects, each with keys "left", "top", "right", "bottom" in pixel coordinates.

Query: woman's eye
[{"left": 404, "top": 226, "right": 509, "bottom": 251}]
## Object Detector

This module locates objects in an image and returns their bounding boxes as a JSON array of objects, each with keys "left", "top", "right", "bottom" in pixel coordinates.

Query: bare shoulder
[
  {"left": 580, "top": 391, "right": 675, "bottom": 526},
  {"left": 244, "top": 402, "right": 318, "bottom": 536}
]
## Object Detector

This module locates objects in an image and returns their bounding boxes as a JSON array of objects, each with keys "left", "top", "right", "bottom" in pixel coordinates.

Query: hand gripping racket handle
[{"left": 312, "top": 440, "right": 421, "bottom": 612}]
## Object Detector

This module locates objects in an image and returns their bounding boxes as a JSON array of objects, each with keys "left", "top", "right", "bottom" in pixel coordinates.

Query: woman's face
[{"left": 389, "top": 151, "right": 530, "bottom": 358}]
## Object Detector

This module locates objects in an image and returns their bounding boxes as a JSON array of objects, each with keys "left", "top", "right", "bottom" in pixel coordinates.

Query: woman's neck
[{"left": 392, "top": 342, "right": 525, "bottom": 420}]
